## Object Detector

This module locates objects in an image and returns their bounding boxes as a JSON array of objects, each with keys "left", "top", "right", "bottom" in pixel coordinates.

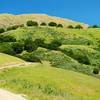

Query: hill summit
[{"left": 0, "top": 14, "right": 88, "bottom": 28}]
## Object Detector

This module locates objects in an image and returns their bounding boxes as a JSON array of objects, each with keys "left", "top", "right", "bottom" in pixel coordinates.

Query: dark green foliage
[
  {"left": 12, "top": 42, "right": 24, "bottom": 54},
  {"left": 47, "top": 40, "right": 62, "bottom": 50},
  {"left": 57, "top": 24, "right": 63, "bottom": 28},
  {"left": 75, "top": 25, "right": 83, "bottom": 29},
  {"left": 90, "top": 25, "right": 99, "bottom": 28},
  {"left": 48, "top": 22, "right": 57, "bottom": 27},
  {"left": 0, "top": 35, "right": 16, "bottom": 42},
  {"left": 34, "top": 38, "right": 45, "bottom": 47},
  {"left": 0, "top": 43, "right": 15, "bottom": 55},
  {"left": 40, "top": 22, "right": 47, "bottom": 26},
  {"left": 0, "top": 28, "right": 5, "bottom": 33},
  {"left": 24, "top": 39, "right": 38, "bottom": 52},
  {"left": 26, "top": 20, "right": 38, "bottom": 26},
  {"left": 67, "top": 25, "right": 74, "bottom": 29},
  {"left": 93, "top": 68, "right": 99, "bottom": 74},
  {"left": 7, "top": 25, "right": 20, "bottom": 31}
]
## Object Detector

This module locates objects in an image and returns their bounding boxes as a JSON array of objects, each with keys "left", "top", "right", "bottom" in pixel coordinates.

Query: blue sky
[{"left": 0, "top": 0, "right": 100, "bottom": 25}]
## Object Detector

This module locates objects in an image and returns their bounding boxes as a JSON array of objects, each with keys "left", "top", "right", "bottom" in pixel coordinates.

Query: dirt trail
[
  {"left": 0, "top": 62, "right": 35, "bottom": 70},
  {"left": 0, "top": 89, "right": 26, "bottom": 100}
]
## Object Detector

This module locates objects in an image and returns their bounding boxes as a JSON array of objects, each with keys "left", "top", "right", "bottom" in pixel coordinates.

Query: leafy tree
[
  {"left": 67, "top": 25, "right": 74, "bottom": 29},
  {"left": 57, "top": 24, "right": 63, "bottom": 28},
  {"left": 93, "top": 68, "right": 99, "bottom": 74},
  {"left": 24, "top": 39, "right": 38, "bottom": 52},
  {"left": 7, "top": 25, "right": 19, "bottom": 31},
  {"left": 47, "top": 40, "right": 62, "bottom": 50},
  {"left": 92, "top": 25, "right": 99, "bottom": 28},
  {"left": 75, "top": 25, "right": 83, "bottom": 29},
  {"left": 0, "top": 28, "right": 5, "bottom": 33},
  {"left": 0, "top": 35, "right": 16, "bottom": 42},
  {"left": 48, "top": 22, "right": 57, "bottom": 27},
  {"left": 12, "top": 42, "right": 24, "bottom": 54},
  {"left": 34, "top": 38, "right": 45, "bottom": 47},
  {"left": 40, "top": 22, "right": 47, "bottom": 26},
  {"left": 26, "top": 20, "right": 38, "bottom": 26}
]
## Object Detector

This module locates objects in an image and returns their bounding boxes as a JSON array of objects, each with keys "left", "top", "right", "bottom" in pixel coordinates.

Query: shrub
[
  {"left": 47, "top": 40, "right": 62, "bottom": 50},
  {"left": 0, "top": 28, "right": 5, "bottom": 33},
  {"left": 67, "top": 25, "right": 74, "bottom": 29},
  {"left": 26, "top": 20, "right": 38, "bottom": 26},
  {"left": 0, "top": 35, "right": 16, "bottom": 42},
  {"left": 48, "top": 22, "right": 57, "bottom": 27},
  {"left": 92, "top": 25, "right": 99, "bottom": 28},
  {"left": 34, "top": 38, "right": 45, "bottom": 47},
  {"left": 24, "top": 39, "right": 38, "bottom": 52},
  {"left": 7, "top": 25, "right": 19, "bottom": 31},
  {"left": 40, "top": 22, "right": 47, "bottom": 26},
  {"left": 57, "top": 24, "right": 63, "bottom": 28},
  {"left": 12, "top": 42, "right": 24, "bottom": 54},
  {"left": 75, "top": 25, "right": 83, "bottom": 29},
  {"left": 93, "top": 68, "right": 99, "bottom": 74}
]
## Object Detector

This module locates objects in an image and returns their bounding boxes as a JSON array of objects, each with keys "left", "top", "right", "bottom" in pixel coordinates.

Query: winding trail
[
  {"left": 0, "top": 62, "right": 35, "bottom": 70},
  {"left": 0, "top": 89, "right": 26, "bottom": 100},
  {"left": 0, "top": 62, "right": 37, "bottom": 100}
]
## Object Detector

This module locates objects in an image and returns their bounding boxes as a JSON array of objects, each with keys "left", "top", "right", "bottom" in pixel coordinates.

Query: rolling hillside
[
  {"left": 0, "top": 53, "right": 25, "bottom": 67},
  {"left": 0, "top": 14, "right": 100, "bottom": 100},
  {"left": 0, "top": 63, "right": 100, "bottom": 100},
  {"left": 0, "top": 14, "right": 88, "bottom": 28}
]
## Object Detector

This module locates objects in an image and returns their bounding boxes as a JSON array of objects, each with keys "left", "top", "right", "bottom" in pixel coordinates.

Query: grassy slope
[
  {"left": 0, "top": 14, "right": 88, "bottom": 28},
  {"left": 0, "top": 53, "right": 25, "bottom": 67},
  {"left": 1, "top": 27, "right": 100, "bottom": 74},
  {"left": 0, "top": 63, "right": 100, "bottom": 100}
]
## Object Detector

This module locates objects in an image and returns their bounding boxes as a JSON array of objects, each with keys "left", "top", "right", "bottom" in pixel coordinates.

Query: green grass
[
  {"left": 0, "top": 63, "right": 100, "bottom": 100},
  {"left": 0, "top": 53, "right": 25, "bottom": 67}
]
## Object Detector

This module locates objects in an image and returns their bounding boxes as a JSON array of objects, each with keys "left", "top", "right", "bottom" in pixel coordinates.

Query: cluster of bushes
[
  {"left": 13, "top": 39, "right": 62, "bottom": 54},
  {"left": 26, "top": 20, "right": 64, "bottom": 28},
  {"left": 0, "top": 28, "right": 5, "bottom": 33},
  {"left": 88, "top": 25, "right": 100, "bottom": 28},
  {"left": 67, "top": 25, "right": 83, "bottom": 29},
  {"left": 0, "top": 35, "right": 16, "bottom": 42}
]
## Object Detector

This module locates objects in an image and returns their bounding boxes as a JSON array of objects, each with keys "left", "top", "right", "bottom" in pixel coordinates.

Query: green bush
[
  {"left": 48, "top": 22, "right": 57, "bottom": 27},
  {"left": 24, "top": 39, "right": 38, "bottom": 52},
  {"left": 47, "top": 40, "right": 62, "bottom": 50},
  {"left": 93, "top": 68, "right": 99, "bottom": 74},
  {"left": 7, "top": 25, "right": 19, "bottom": 31},
  {"left": 12, "top": 42, "right": 24, "bottom": 54},
  {"left": 40, "top": 22, "right": 47, "bottom": 26},
  {"left": 0, "top": 35, "right": 16, "bottom": 42},
  {"left": 75, "top": 25, "right": 83, "bottom": 29},
  {"left": 0, "top": 28, "right": 5, "bottom": 33},
  {"left": 57, "top": 24, "right": 63, "bottom": 28},
  {"left": 26, "top": 20, "right": 38, "bottom": 26},
  {"left": 0, "top": 43, "right": 15, "bottom": 55},
  {"left": 67, "top": 25, "right": 74, "bottom": 29}
]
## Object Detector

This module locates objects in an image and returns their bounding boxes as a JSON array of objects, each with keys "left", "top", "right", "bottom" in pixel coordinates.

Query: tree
[
  {"left": 0, "top": 28, "right": 5, "bottom": 33},
  {"left": 47, "top": 40, "right": 62, "bottom": 50},
  {"left": 57, "top": 24, "right": 63, "bottom": 28},
  {"left": 48, "top": 22, "right": 57, "bottom": 27},
  {"left": 24, "top": 39, "right": 38, "bottom": 52},
  {"left": 12, "top": 42, "right": 24, "bottom": 54},
  {"left": 93, "top": 68, "right": 99, "bottom": 74},
  {"left": 75, "top": 25, "right": 83, "bottom": 29},
  {"left": 0, "top": 35, "right": 16, "bottom": 42},
  {"left": 92, "top": 25, "right": 99, "bottom": 28},
  {"left": 67, "top": 25, "right": 74, "bottom": 29},
  {"left": 40, "top": 22, "right": 47, "bottom": 26},
  {"left": 26, "top": 20, "right": 38, "bottom": 26}
]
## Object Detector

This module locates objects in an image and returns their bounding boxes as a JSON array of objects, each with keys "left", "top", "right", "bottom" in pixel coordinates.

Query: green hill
[
  {"left": 0, "top": 53, "right": 25, "bottom": 67},
  {"left": 0, "top": 63, "right": 100, "bottom": 100},
  {"left": 0, "top": 14, "right": 88, "bottom": 28},
  {"left": 0, "top": 27, "right": 100, "bottom": 75}
]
